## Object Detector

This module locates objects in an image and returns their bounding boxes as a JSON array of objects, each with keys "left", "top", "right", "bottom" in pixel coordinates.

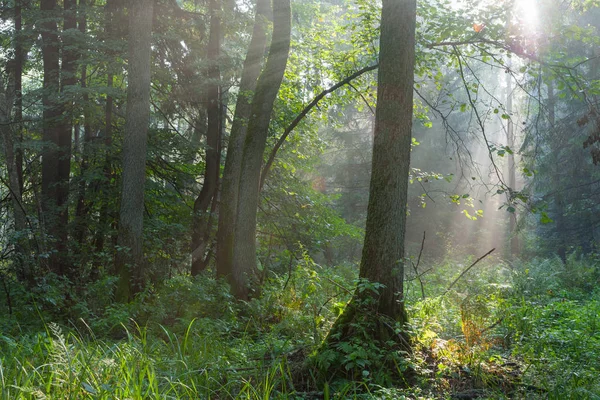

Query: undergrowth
[{"left": 1, "top": 253, "right": 599, "bottom": 399}]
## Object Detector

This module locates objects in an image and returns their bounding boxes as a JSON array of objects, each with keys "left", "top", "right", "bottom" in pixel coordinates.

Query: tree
[
  {"left": 14, "top": 0, "right": 24, "bottom": 193},
  {"left": 1, "top": 0, "right": 29, "bottom": 282},
  {"left": 505, "top": 53, "right": 519, "bottom": 258},
  {"left": 191, "top": 0, "right": 222, "bottom": 276},
  {"left": 216, "top": 0, "right": 269, "bottom": 283},
  {"left": 73, "top": 0, "right": 93, "bottom": 247},
  {"left": 518, "top": 2, "right": 600, "bottom": 261},
  {"left": 92, "top": 0, "right": 124, "bottom": 267},
  {"left": 115, "top": 0, "right": 154, "bottom": 301},
  {"left": 40, "top": 0, "right": 70, "bottom": 276},
  {"left": 319, "top": 0, "right": 417, "bottom": 380},
  {"left": 227, "top": 0, "right": 291, "bottom": 300},
  {"left": 1, "top": 55, "right": 29, "bottom": 283}
]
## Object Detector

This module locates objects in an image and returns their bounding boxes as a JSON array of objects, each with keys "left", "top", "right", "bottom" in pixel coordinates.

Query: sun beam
[{"left": 514, "top": 0, "right": 540, "bottom": 30}]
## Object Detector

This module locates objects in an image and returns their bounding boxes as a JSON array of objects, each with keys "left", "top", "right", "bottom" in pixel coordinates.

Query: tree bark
[
  {"left": 191, "top": 0, "right": 222, "bottom": 276},
  {"left": 319, "top": 0, "right": 416, "bottom": 379},
  {"left": 547, "top": 80, "right": 567, "bottom": 264},
  {"left": 56, "top": 0, "right": 77, "bottom": 278},
  {"left": 15, "top": 0, "right": 24, "bottom": 193},
  {"left": 505, "top": 62, "right": 519, "bottom": 258},
  {"left": 216, "top": 0, "right": 270, "bottom": 280},
  {"left": 41, "top": 0, "right": 70, "bottom": 276},
  {"left": 229, "top": 0, "right": 291, "bottom": 300},
  {"left": 357, "top": 0, "right": 415, "bottom": 321},
  {"left": 93, "top": 0, "right": 120, "bottom": 267},
  {"left": 74, "top": 0, "right": 93, "bottom": 247},
  {"left": 10, "top": 0, "right": 29, "bottom": 280},
  {"left": 115, "top": 0, "right": 154, "bottom": 301},
  {"left": 0, "top": 60, "right": 30, "bottom": 282}
]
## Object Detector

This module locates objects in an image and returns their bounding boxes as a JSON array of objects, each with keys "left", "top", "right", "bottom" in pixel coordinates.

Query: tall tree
[
  {"left": 0, "top": 0, "right": 29, "bottom": 281},
  {"left": 229, "top": 0, "right": 291, "bottom": 300},
  {"left": 191, "top": 0, "right": 222, "bottom": 276},
  {"left": 0, "top": 53, "right": 29, "bottom": 282},
  {"left": 40, "top": 0, "right": 70, "bottom": 276},
  {"left": 546, "top": 80, "right": 567, "bottom": 264},
  {"left": 58, "top": 0, "right": 77, "bottom": 278},
  {"left": 14, "top": 0, "right": 24, "bottom": 193},
  {"left": 505, "top": 62, "right": 519, "bottom": 258},
  {"left": 115, "top": 0, "right": 154, "bottom": 301},
  {"left": 216, "top": 0, "right": 269, "bottom": 281},
  {"left": 319, "top": 0, "right": 416, "bottom": 378},
  {"left": 74, "top": 0, "right": 93, "bottom": 247},
  {"left": 504, "top": 9, "right": 519, "bottom": 259},
  {"left": 93, "top": 0, "right": 122, "bottom": 265}
]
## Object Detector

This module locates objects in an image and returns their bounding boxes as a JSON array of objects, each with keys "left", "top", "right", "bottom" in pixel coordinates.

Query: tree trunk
[
  {"left": 61, "top": 0, "right": 77, "bottom": 277},
  {"left": 0, "top": 61, "right": 30, "bottom": 282},
  {"left": 74, "top": 0, "right": 93, "bottom": 247},
  {"left": 93, "top": 0, "right": 120, "bottom": 268},
  {"left": 216, "top": 0, "right": 269, "bottom": 280},
  {"left": 10, "top": 0, "right": 29, "bottom": 280},
  {"left": 547, "top": 80, "right": 567, "bottom": 264},
  {"left": 15, "top": 0, "right": 24, "bottom": 193},
  {"left": 357, "top": 0, "right": 415, "bottom": 321},
  {"left": 319, "top": 0, "right": 416, "bottom": 380},
  {"left": 115, "top": 0, "right": 154, "bottom": 302},
  {"left": 505, "top": 63, "right": 519, "bottom": 258},
  {"left": 41, "top": 0, "right": 71, "bottom": 276},
  {"left": 191, "top": 0, "right": 222, "bottom": 276},
  {"left": 230, "top": 0, "right": 291, "bottom": 300}
]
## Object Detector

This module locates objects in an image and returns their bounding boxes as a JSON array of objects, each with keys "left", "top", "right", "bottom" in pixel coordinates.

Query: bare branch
[
  {"left": 444, "top": 248, "right": 495, "bottom": 296},
  {"left": 259, "top": 63, "right": 379, "bottom": 190}
]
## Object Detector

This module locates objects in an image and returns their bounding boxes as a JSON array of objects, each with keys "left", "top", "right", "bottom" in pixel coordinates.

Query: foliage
[
  {"left": 2, "top": 254, "right": 600, "bottom": 398},
  {"left": 1, "top": 0, "right": 600, "bottom": 398}
]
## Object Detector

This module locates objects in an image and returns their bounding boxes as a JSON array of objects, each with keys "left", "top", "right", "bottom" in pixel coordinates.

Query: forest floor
[{"left": 1, "top": 254, "right": 599, "bottom": 399}]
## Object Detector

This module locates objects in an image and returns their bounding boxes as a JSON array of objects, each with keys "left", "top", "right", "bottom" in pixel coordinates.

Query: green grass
[{"left": 1, "top": 255, "right": 600, "bottom": 399}]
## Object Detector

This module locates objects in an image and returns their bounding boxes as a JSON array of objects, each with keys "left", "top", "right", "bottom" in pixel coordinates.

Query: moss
[{"left": 313, "top": 298, "right": 414, "bottom": 388}]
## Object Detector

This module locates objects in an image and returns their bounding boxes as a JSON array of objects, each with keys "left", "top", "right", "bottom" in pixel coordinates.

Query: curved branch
[{"left": 259, "top": 63, "right": 379, "bottom": 190}]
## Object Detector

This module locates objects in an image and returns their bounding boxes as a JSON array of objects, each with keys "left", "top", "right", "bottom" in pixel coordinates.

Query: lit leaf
[{"left": 540, "top": 212, "right": 553, "bottom": 224}]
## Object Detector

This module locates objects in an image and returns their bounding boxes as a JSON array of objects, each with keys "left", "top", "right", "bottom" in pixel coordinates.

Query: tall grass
[
  {"left": 2, "top": 254, "right": 599, "bottom": 399},
  {"left": 0, "top": 319, "right": 300, "bottom": 399}
]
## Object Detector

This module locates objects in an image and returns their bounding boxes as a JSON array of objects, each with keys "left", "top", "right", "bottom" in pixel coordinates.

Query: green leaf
[
  {"left": 82, "top": 382, "right": 97, "bottom": 395},
  {"left": 540, "top": 212, "right": 554, "bottom": 224}
]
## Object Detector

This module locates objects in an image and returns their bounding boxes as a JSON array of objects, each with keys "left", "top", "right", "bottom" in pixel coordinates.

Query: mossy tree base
[{"left": 314, "top": 298, "right": 413, "bottom": 387}]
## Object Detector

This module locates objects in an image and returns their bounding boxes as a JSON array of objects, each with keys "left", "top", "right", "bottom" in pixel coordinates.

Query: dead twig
[
  {"left": 444, "top": 248, "right": 495, "bottom": 296},
  {"left": 410, "top": 231, "right": 427, "bottom": 300}
]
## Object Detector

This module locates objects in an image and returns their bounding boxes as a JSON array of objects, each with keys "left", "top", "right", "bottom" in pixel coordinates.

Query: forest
[{"left": 0, "top": 0, "right": 600, "bottom": 398}]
